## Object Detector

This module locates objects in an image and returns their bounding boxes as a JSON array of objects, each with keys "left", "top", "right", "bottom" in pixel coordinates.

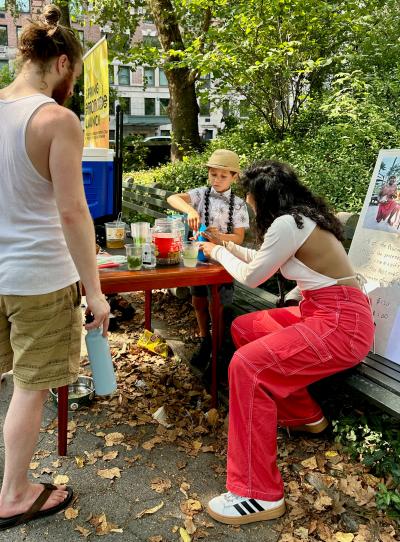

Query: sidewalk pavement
[{"left": 0, "top": 336, "right": 281, "bottom": 542}]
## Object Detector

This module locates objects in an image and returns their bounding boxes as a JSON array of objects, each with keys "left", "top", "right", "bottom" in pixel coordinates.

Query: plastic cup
[
  {"left": 182, "top": 242, "right": 199, "bottom": 268},
  {"left": 125, "top": 244, "right": 142, "bottom": 270},
  {"left": 105, "top": 221, "right": 126, "bottom": 249},
  {"left": 131, "top": 222, "right": 150, "bottom": 245}
]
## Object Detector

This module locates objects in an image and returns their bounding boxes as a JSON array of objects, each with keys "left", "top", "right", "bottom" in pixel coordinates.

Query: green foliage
[
  {"left": 128, "top": 153, "right": 208, "bottom": 193},
  {"left": 333, "top": 411, "right": 400, "bottom": 517},
  {"left": 0, "top": 65, "right": 15, "bottom": 89},
  {"left": 123, "top": 135, "right": 149, "bottom": 172}
]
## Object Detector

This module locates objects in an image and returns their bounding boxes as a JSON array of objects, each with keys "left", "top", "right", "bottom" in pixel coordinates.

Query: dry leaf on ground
[
  {"left": 105, "top": 432, "right": 124, "bottom": 446},
  {"left": 64, "top": 507, "right": 79, "bottom": 520},
  {"left": 136, "top": 501, "right": 164, "bottom": 518},
  {"left": 97, "top": 467, "right": 121, "bottom": 480}
]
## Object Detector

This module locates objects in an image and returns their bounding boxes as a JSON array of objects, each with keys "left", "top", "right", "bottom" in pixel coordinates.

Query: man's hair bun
[{"left": 40, "top": 4, "right": 61, "bottom": 26}]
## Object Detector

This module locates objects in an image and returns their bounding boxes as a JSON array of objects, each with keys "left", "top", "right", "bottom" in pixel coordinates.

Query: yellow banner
[{"left": 83, "top": 37, "right": 109, "bottom": 148}]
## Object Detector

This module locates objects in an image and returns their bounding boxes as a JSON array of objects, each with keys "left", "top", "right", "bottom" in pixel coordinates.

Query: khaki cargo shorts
[{"left": 0, "top": 283, "right": 82, "bottom": 390}]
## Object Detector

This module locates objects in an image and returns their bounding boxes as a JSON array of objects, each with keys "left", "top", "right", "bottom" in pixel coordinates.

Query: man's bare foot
[{"left": 0, "top": 483, "right": 69, "bottom": 518}]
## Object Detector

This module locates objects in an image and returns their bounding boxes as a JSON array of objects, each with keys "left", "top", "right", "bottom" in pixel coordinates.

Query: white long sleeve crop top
[{"left": 210, "top": 214, "right": 353, "bottom": 291}]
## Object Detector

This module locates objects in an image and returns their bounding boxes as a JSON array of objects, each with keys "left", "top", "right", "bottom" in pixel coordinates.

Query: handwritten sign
[{"left": 349, "top": 149, "right": 400, "bottom": 365}]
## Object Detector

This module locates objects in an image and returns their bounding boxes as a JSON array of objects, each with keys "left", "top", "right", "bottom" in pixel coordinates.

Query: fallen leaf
[
  {"left": 53, "top": 474, "right": 70, "bottom": 485},
  {"left": 325, "top": 450, "right": 339, "bottom": 459},
  {"left": 205, "top": 408, "right": 219, "bottom": 426},
  {"left": 179, "top": 527, "right": 191, "bottom": 542},
  {"left": 180, "top": 499, "right": 202, "bottom": 516},
  {"left": 97, "top": 467, "right": 121, "bottom": 480},
  {"left": 314, "top": 492, "right": 333, "bottom": 511},
  {"left": 64, "top": 507, "right": 79, "bottom": 520},
  {"left": 75, "top": 456, "right": 85, "bottom": 469},
  {"left": 180, "top": 482, "right": 190, "bottom": 498},
  {"left": 29, "top": 462, "right": 39, "bottom": 470},
  {"left": 148, "top": 537, "right": 163, "bottom": 542},
  {"left": 74, "top": 525, "right": 91, "bottom": 537},
  {"left": 103, "top": 450, "right": 119, "bottom": 461},
  {"left": 301, "top": 456, "right": 318, "bottom": 470},
  {"left": 335, "top": 533, "right": 354, "bottom": 542},
  {"left": 184, "top": 516, "right": 196, "bottom": 535},
  {"left": 105, "top": 432, "right": 124, "bottom": 446},
  {"left": 150, "top": 478, "right": 172, "bottom": 493},
  {"left": 136, "top": 501, "right": 164, "bottom": 518}
]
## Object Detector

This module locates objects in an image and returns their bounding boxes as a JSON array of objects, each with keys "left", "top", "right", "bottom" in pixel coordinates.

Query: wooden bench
[{"left": 122, "top": 176, "right": 173, "bottom": 219}]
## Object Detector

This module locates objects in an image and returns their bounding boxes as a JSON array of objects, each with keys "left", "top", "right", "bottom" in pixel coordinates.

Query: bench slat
[
  {"left": 346, "top": 373, "right": 400, "bottom": 418},
  {"left": 122, "top": 200, "right": 168, "bottom": 219}
]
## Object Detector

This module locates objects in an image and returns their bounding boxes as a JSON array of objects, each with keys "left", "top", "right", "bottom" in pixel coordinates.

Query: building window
[
  {"left": 199, "top": 100, "right": 210, "bottom": 117},
  {"left": 109, "top": 66, "right": 114, "bottom": 85},
  {"left": 159, "top": 98, "right": 169, "bottom": 116},
  {"left": 18, "top": 0, "right": 30, "bottom": 12},
  {"left": 144, "top": 97, "right": 155, "bottom": 116},
  {"left": 0, "top": 25, "right": 7, "bottom": 46},
  {"left": 143, "top": 35, "right": 160, "bottom": 48},
  {"left": 159, "top": 69, "right": 168, "bottom": 87},
  {"left": 16, "top": 26, "right": 24, "bottom": 43},
  {"left": 160, "top": 130, "right": 170, "bottom": 136},
  {"left": 118, "top": 66, "right": 130, "bottom": 86},
  {"left": 144, "top": 67, "right": 155, "bottom": 87},
  {"left": 0, "top": 0, "right": 5, "bottom": 11},
  {"left": 203, "top": 129, "right": 214, "bottom": 140},
  {"left": 119, "top": 97, "right": 131, "bottom": 114},
  {"left": 0, "top": 59, "right": 8, "bottom": 70}
]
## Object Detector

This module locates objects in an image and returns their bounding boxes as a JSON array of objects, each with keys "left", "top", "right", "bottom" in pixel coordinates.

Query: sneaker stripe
[
  {"left": 233, "top": 503, "right": 247, "bottom": 516},
  {"left": 241, "top": 501, "right": 257, "bottom": 514},
  {"left": 249, "top": 499, "right": 265, "bottom": 512}
]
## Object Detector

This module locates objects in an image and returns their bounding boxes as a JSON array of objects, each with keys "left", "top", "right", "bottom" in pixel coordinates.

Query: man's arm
[{"left": 48, "top": 108, "right": 109, "bottom": 334}]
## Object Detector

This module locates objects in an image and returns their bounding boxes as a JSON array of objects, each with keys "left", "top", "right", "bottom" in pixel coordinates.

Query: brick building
[{"left": 0, "top": 1, "right": 228, "bottom": 141}]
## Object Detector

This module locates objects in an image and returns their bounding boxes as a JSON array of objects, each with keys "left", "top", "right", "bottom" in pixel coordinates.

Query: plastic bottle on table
[
  {"left": 142, "top": 230, "right": 156, "bottom": 269},
  {"left": 85, "top": 315, "right": 117, "bottom": 396},
  {"left": 197, "top": 223, "right": 208, "bottom": 262}
]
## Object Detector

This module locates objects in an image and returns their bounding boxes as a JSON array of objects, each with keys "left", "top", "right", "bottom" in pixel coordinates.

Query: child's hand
[
  {"left": 199, "top": 241, "right": 216, "bottom": 258},
  {"left": 204, "top": 228, "right": 223, "bottom": 245},
  {"left": 187, "top": 209, "right": 200, "bottom": 231}
]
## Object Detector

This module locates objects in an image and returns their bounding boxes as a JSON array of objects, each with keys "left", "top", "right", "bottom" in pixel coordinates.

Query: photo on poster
[
  {"left": 349, "top": 149, "right": 400, "bottom": 366},
  {"left": 363, "top": 154, "right": 400, "bottom": 233}
]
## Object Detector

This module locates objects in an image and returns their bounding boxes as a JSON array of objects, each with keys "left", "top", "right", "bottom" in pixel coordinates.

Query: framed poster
[{"left": 349, "top": 149, "right": 400, "bottom": 365}]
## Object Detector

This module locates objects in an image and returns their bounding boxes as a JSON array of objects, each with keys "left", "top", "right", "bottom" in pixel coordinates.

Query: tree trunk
[
  {"left": 56, "top": 1, "right": 71, "bottom": 27},
  {"left": 147, "top": 0, "right": 201, "bottom": 161}
]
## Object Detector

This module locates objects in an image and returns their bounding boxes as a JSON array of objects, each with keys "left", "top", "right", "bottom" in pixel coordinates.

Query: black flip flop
[{"left": 0, "top": 482, "right": 73, "bottom": 530}]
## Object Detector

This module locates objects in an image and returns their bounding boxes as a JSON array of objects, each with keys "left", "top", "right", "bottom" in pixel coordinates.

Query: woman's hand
[
  {"left": 200, "top": 241, "right": 216, "bottom": 258},
  {"left": 204, "top": 227, "right": 223, "bottom": 245},
  {"left": 187, "top": 209, "right": 200, "bottom": 231}
]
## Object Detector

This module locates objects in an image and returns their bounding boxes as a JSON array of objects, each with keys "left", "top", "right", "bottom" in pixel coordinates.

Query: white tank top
[{"left": 0, "top": 94, "right": 79, "bottom": 295}]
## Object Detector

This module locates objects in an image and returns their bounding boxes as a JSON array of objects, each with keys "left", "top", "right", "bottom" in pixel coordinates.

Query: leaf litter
[{"left": 40, "top": 290, "right": 398, "bottom": 539}]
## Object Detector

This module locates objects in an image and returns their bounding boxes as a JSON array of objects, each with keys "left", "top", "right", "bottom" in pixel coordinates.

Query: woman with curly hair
[{"left": 200, "top": 160, "right": 374, "bottom": 525}]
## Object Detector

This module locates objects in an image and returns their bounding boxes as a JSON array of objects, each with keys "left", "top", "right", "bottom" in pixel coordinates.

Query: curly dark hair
[{"left": 240, "top": 160, "right": 344, "bottom": 242}]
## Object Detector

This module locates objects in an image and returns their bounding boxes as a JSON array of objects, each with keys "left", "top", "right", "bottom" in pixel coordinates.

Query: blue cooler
[{"left": 82, "top": 148, "right": 115, "bottom": 220}]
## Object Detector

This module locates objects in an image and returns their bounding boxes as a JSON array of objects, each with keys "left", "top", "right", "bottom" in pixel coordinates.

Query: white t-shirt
[
  {"left": 211, "top": 214, "right": 352, "bottom": 291},
  {"left": 187, "top": 186, "right": 249, "bottom": 232}
]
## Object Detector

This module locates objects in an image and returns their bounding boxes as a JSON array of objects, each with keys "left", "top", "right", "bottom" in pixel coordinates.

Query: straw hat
[{"left": 205, "top": 149, "right": 241, "bottom": 173}]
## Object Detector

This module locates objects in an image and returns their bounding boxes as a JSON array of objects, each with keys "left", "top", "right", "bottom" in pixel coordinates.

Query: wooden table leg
[
  {"left": 210, "top": 284, "right": 221, "bottom": 408},
  {"left": 57, "top": 385, "right": 68, "bottom": 456},
  {"left": 145, "top": 290, "right": 152, "bottom": 331}
]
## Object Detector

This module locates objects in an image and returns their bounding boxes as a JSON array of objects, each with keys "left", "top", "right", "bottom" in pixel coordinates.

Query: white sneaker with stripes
[{"left": 207, "top": 491, "right": 286, "bottom": 525}]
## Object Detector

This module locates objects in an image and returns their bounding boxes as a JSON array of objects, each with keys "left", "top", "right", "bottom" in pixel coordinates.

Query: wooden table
[{"left": 57, "top": 261, "right": 233, "bottom": 455}]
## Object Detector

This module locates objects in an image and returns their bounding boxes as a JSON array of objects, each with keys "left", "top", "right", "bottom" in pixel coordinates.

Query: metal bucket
[{"left": 50, "top": 376, "right": 95, "bottom": 411}]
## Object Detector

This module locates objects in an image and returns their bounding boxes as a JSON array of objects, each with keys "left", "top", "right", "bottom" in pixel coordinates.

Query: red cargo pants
[{"left": 226, "top": 286, "right": 374, "bottom": 501}]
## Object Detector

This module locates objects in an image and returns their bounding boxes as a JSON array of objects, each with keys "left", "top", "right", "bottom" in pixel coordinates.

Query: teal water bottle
[
  {"left": 85, "top": 316, "right": 117, "bottom": 396},
  {"left": 197, "top": 223, "right": 208, "bottom": 262}
]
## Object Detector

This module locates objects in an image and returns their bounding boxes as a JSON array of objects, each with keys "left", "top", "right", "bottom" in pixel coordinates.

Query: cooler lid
[{"left": 82, "top": 147, "right": 115, "bottom": 161}]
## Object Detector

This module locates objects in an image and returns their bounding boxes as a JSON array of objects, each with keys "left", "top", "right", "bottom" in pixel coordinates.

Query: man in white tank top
[{"left": 0, "top": 5, "right": 109, "bottom": 530}]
